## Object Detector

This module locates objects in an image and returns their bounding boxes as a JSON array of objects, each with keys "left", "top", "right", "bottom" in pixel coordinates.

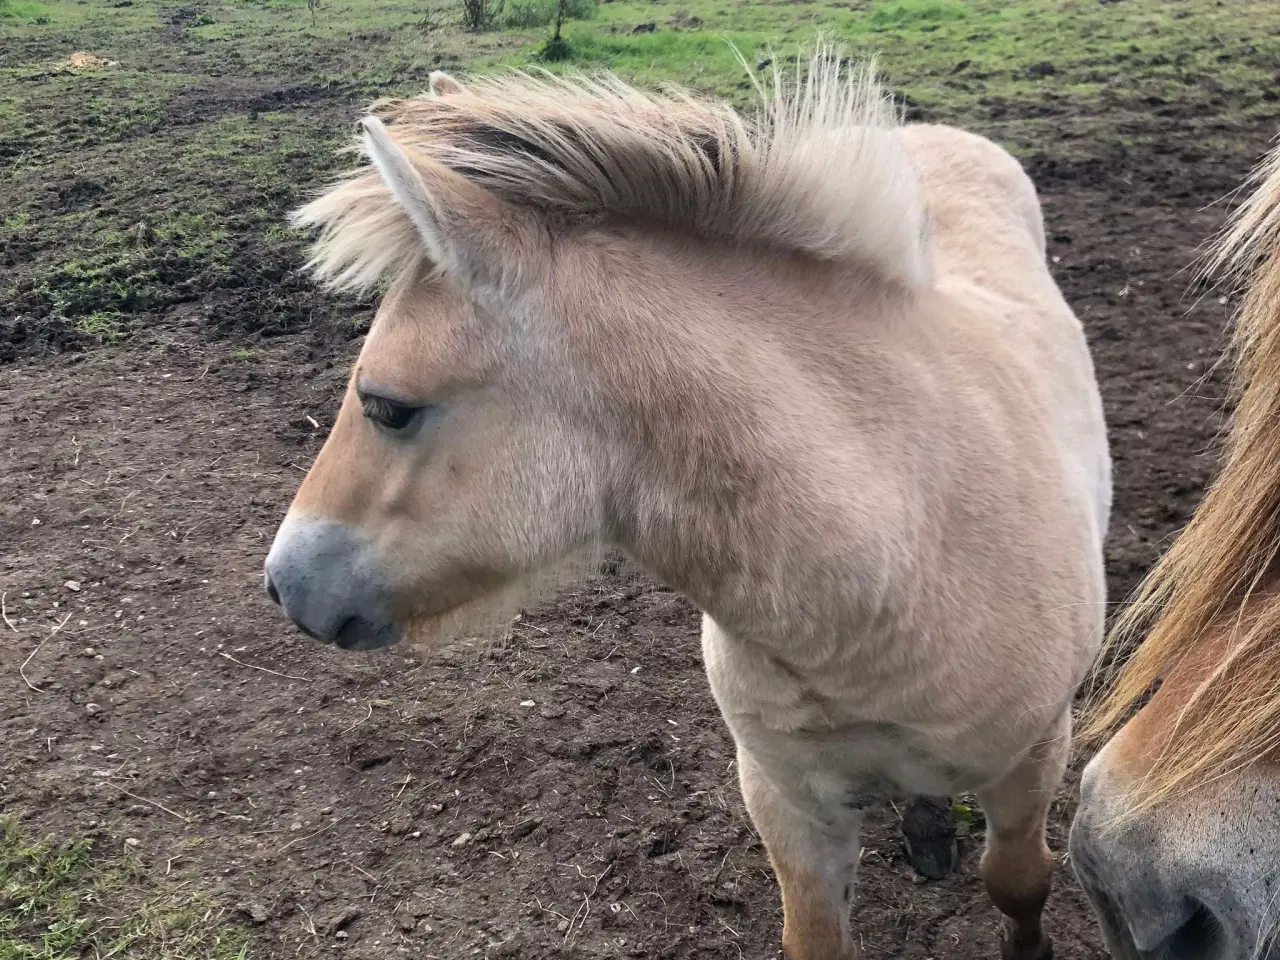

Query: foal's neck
[{"left": 567, "top": 236, "right": 920, "bottom": 644}]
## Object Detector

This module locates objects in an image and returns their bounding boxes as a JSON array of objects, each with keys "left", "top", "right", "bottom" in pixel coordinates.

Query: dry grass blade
[
  {"left": 19, "top": 613, "right": 73, "bottom": 692},
  {"left": 217, "top": 651, "right": 311, "bottom": 682},
  {"left": 113, "top": 787, "right": 194, "bottom": 824},
  {"left": 2, "top": 592, "right": 18, "bottom": 633}
]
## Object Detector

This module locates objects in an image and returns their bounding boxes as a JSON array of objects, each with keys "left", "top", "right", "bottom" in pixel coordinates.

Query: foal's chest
[{"left": 700, "top": 617, "right": 990, "bottom": 818}]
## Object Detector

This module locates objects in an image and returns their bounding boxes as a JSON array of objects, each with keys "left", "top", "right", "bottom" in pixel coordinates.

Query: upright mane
[
  {"left": 1083, "top": 141, "right": 1280, "bottom": 812},
  {"left": 292, "top": 52, "right": 929, "bottom": 292}
]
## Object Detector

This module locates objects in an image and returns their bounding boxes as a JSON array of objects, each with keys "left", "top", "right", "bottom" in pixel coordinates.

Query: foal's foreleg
[
  {"left": 739, "top": 750, "right": 860, "bottom": 960},
  {"left": 976, "top": 711, "right": 1071, "bottom": 960}
]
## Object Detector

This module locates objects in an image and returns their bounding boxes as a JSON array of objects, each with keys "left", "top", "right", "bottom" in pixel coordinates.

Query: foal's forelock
[{"left": 291, "top": 51, "right": 931, "bottom": 296}]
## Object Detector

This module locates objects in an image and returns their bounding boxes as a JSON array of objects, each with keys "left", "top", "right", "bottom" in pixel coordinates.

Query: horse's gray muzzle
[
  {"left": 264, "top": 517, "right": 402, "bottom": 651},
  {"left": 1069, "top": 751, "right": 1244, "bottom": 960}
]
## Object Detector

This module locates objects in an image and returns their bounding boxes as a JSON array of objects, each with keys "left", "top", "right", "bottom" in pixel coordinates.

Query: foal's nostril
[
  {"left": 1160, "top": 902, "right": 1222, "bottom": 960},
  {"left": 265, "top": 575, "right": 281, "bottom": 607}
]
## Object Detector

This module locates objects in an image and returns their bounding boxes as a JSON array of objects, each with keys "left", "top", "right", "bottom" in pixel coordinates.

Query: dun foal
[
  {"left": 1072, "top": 144, "right": 1280, "bottom": 960},
  {"left": 265, "top": 58, "right": 1110, "bottom": 959}
]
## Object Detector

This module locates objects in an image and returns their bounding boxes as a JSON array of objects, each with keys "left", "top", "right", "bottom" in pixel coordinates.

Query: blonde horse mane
[
  {"left": 291, "top": 50, "right": 929, "bottom": 293},
  {"left": 1081, "top": 140, "right": 1280, "bottom": 814}
]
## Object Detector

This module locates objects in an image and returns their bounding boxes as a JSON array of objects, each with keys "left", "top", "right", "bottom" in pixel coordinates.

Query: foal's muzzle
[{"left": 264, "top": 517, "right": 403, "bottom": 651}]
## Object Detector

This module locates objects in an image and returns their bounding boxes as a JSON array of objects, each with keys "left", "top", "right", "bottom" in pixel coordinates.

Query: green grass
[
  {"left": 0, "top": 0, "right": 49, "bottom": 22},
  {"left": 867, "top": 0, "right": 970, "bottom": 28},
  {"left": 501, "top": 0, "right": 597, "bottom": 30},
  {"left": 13, "top": 212, "right": 235, "bottom": 343},
  {"left": 491, "top": 0, "right": 1280, "bottom": 116},
  {"left": 0, "top": 818, "right": 248, "bottom": 960}
]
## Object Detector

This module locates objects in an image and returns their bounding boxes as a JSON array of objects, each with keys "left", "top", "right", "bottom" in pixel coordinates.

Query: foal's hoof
[
  {"left": 902, "top": 796, "right": 958, "bottom": 880},
  {"left": 1000, "top": 926, "right": 1052, "bottom": 960}
]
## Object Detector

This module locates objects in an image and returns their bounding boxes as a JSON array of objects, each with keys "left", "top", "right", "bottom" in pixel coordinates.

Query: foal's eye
[{"left": 360, "top": 394, "right": 420, "bottom": 431}]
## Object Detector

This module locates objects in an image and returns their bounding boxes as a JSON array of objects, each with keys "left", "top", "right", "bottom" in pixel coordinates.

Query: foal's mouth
[
  {"left": 330, "top": 616, "right": 403, "bottom": 651},
  {"left": 321, "top": 592, "right": 481, "bottom": 652}
]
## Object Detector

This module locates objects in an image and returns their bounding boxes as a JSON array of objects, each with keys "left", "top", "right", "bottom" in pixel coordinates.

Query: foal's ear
[
  {"left": 429, "top": 71, "right": 465, "bottom": 96},
  {"left": 360, "top": 116, "right": 535, "bottom": 295}
]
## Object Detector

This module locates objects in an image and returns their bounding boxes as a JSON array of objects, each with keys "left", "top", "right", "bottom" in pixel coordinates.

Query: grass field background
[{"left": 2, "top": 0, "right": 1278, "bottom": 347}]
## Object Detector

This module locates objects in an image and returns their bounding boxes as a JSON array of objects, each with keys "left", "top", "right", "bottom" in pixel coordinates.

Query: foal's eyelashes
[{"left": 358, "top": 391, "right": 424, "bottom": 432}]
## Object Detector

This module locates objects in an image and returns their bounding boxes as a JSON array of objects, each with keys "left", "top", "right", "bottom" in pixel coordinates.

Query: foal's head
[
  {"left": 264, "top": 61, "right": 921, "bottom": 650},
  {"left": 263, "top": 78, "right": 601, "bottom": 650},
  {"left": 1071, "top": 142, "right": 1280, "bottom": 960}
]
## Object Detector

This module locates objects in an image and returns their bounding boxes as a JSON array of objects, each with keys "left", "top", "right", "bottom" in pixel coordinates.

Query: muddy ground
[{"left": 2, "top": 68, "right": 1274, "bottom": 960}]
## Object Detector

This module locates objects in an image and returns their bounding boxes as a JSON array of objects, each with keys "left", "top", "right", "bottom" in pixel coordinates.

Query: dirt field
[{"left": 3, "top": 0, "right": 1280, "bottom": 957}]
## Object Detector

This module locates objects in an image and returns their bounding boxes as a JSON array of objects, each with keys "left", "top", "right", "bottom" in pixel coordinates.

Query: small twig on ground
[
  {"left": 277, "top": 817, "right": 343, "bottom": 855},
  {"left": 394, "top": 774, "right": 414, "bottom": 799},
  {"left": 298, "top": 903, "right": 318, "bottom": 938},
  {"left": 218, "top": 651, "right": 310, "bottom": 682},
  {"left": 565, "top": 893, "right": 591, "bottom": 944},
  {"left": 19, "top": 613, "right": 72, "bottom": 692},
  {"left": 717, "top": 917, "right": 741, "bottom": 938},
  {"left": 1, "top": 592, "right": 17, "bottom": 632},
  {"left": 709, "top": 848, "right": 732, "bottom": 886},
  {"left": 113, "top": 787, "right": 194, "bottom": 824},
  {"left": 559, "top": 859, "right": 613, "bottom": 896},
  {"left": 343, "top": 701, "right": 374, "bottom": 735},
  {"left": 526, "top": 897, "right": 573, "bottom": 926},
  {"left": 344, "top": 860, "right": 379, "bottom": 884}
]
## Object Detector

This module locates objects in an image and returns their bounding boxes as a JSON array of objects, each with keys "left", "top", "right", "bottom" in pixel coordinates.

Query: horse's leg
[
  {"left": 739, "top": 749, "right": 860, "bottom": 960},
  {"left": 975, "top": 710, "right": 1071, "bottom": 960}
]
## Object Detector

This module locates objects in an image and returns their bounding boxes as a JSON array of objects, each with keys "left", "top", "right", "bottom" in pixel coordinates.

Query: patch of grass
[
  {"left": 2, "top": 0, "right": 1278, "bottom": 358},
  {"left": 503, "top": 0, "right": 595, "bottom": 29},
  {"left": 518, "top": 27, "right": 771, "bottom": 86},
  {"left": 867, "top": 0, "right": 969, "bottom": 28},
  {"left": 0, "top": 0, "right": 49, "bottom": 22},
  {"left": 70, "top": 311, "right": 129, "bottom": 341},
  {"left": 0, "top": 818, "right": 248, "bottom": 960},
  {"left": 1, "top": 211, "right": 240, "bottom": 345},
  {"left": 497, "top": 0, "right": 1280, "bottom": 117},
  {"left": 21, "top": 213, "right": 234, "bottom": 342}
]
